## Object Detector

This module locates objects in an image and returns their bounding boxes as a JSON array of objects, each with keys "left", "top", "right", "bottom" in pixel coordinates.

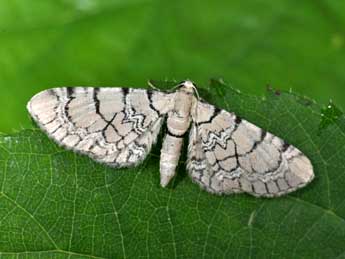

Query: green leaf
[{"left": 1, "top": 80, "right": 345, "bottom": 258}]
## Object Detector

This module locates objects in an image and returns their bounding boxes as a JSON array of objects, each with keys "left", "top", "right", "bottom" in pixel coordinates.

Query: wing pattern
[
  {"left": 187, "top": 100, "right": 314, "bottom": 197},
  {"left": 28, "top": 82, "right": 314, "bottom": 197},
  {"left": 28, "top": 87, "right": 174, "bottom": 167}
]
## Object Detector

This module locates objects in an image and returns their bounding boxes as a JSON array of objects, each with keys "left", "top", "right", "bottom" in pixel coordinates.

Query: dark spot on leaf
[
  {"left": 302, "top": 99, "right": 313, "bottom": 106},
  {"left": 266, "top": 84, "right": 281, "bottom": 96},
  {"left": 297, "top": 96, "right": 314, "bottom": 106}
]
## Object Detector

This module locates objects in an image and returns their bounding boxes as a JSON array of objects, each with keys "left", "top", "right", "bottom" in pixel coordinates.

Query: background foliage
[
  {"left": 0, "top": 0, "right": 345, "bottom": 132},
  {"left": 0, "top": 1, "right": 345, "bottom": 258}
]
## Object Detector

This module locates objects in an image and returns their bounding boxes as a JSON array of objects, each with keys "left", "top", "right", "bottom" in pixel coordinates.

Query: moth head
[{"left": 179, "top": 80, "right": 200, "bottom": 99}]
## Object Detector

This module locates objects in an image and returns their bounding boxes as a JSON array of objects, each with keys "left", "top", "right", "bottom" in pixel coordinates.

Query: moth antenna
[{"left": 147, "top": 80, "right": 160, "bottom": 91}]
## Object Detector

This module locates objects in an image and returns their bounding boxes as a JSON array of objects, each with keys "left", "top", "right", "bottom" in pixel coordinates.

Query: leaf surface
[{"left": 0, "top": 80, "right": 345, "bottom": 258}]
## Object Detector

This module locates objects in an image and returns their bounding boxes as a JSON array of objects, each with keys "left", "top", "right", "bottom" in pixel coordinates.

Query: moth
[{"left": 27, "top": 80, "right": 314, "bottom": 197}]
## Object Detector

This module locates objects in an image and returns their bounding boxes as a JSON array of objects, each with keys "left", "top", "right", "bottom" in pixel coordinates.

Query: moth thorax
[
  {"left": 166, "top": 90, "right": 193, "bottom": 136},
  {"left": 174, "top": 89, "right": 193, "bottom": 116}
]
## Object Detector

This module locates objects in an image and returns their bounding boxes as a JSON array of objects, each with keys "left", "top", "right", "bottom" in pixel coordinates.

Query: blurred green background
[{"left": 0, "top": 0, "right": 344, "bottom": 133}]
